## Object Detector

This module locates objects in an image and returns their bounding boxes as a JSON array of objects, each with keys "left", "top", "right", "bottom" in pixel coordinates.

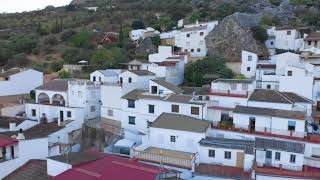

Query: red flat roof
[
  {"left": 0, "top": 134, "right": 18, "bottom": 147},
  {"left": 52, "top": 151, "right": 179, "bottom": 180}
]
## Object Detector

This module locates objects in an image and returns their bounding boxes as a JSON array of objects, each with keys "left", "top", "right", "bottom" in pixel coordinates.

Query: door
[
  {"left": 249, "top": 117, "right": 256, "bottom": 131},
  {"left": 317, "top": 101, "right": 320, "bottom": 111},
  {"left": 60, "top": 111, "right": 64, "bottom": 122},
  {"left": 10, "top": 146, "right": 14, "bottom": 159},
  {"left": 265, "top": 150, "right": 272, "bottom": 165},
  {"left": 236, "top": 152, "right": 244, "bottom": 168}
]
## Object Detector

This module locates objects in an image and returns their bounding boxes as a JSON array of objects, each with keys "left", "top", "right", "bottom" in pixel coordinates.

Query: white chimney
[
  {"left": 16, "top": 129, "right": 25, "bottom": 140},
  {"left": 9, "top": 122, "right": 16, "bottom": 131}
]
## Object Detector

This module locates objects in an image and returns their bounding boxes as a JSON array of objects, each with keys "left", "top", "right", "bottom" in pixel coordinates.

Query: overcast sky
[{"left": 0, "top": 0, "right": 72, "bottom": 13}]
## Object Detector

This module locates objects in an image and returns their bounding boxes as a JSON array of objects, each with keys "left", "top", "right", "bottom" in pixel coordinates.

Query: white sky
[{"left": 0, "top": 0, "right": 72, "bottom": 13}]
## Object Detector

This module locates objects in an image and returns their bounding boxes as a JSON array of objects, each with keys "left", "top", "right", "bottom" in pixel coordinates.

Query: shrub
[{"left": 251, "top": 26, "right": 268, "bottom": 43}]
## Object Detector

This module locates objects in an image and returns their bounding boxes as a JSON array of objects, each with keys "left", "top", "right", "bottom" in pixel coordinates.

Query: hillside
[{"left": 0, "top": 0, "right": 319, "bottom": 74}]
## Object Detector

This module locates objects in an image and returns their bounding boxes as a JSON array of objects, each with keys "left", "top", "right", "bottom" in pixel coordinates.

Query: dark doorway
[
  {"left": 249, "top": 117, "right": 256, "bottom": 131},
  {"left": 60, "top": 111, "right": 64, "bottom": 122}
]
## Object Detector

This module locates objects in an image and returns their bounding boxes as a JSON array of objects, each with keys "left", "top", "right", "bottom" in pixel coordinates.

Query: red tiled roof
[
  {"left": 305, "top": 32, "right": 320, "bottom": 41},
  {"left": 52, "top": 151, "right": 179, "bottom": 180},
  {"left": 0, "top": 134, "right": 18, "bottom": 147}
]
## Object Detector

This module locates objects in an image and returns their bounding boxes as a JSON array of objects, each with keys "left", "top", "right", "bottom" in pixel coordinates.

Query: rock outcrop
[
  {"left": 206, "top": 13, "right": 269, "bottom": 62},
  {"left": 135, "top": 37, "right": 157, "bottom": 55}
]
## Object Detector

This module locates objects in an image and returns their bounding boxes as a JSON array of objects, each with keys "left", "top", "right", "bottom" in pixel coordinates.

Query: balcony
[
  {"left": 209, "top": 89, "right": 248, "bottom": 98},
  {"left": 207, "top": 101, "right": 234, "bottom": 111},
  {"left": 211, "top": 122, "right": 320, "bottom": 143},
  {"left": 133, "top": 146, "right": 196, "bottom": 170}
]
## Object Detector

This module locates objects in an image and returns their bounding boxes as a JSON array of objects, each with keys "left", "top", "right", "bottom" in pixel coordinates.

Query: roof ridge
[{"left": 275, "top": 90, "right": 294, "bottom": 104}]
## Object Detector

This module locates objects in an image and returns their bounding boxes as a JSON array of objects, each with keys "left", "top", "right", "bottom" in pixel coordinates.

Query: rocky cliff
[{"left": 206, "top": 13, "right": 269, "bottom": 62}]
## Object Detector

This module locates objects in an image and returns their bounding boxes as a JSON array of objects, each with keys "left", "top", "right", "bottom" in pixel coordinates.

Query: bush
[
  {"left": 269, "top": 0, "right": 282, "bottom": 6},
  {"left": 44, "top": 35, "right": 58, "bottom": 46},
  {"left": 30, "top": 90, "right": 35, "bottom": 100},
  {"left": 69, "top": 28, "right": 93, "bottom": 48},
  {"left": 90, "top": 47, "right": 126, "bottom": 68},
  {"left": 131, "top": 20, "right": 145, "bottom": 30},
  {"left": 50, "top": 61, "right": 63, "bottom": 72},
  {"left": 185, "top": 56, "right": 234, "bottom": 86},
  {"left": 60, "top": 29, "right": 76, "bottom": 41},
  {"left": 251, "top": 26, "right": 268, "bottom": 43},
  {"left": 59, "top": 70, "right": 71, "bottom": 79}
]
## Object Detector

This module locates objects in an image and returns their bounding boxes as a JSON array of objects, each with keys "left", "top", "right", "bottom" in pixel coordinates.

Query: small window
[
  {"left": 208, "top": 149, "right": 215, "bottom": 158},
  {"left": 191, "top": 49, "right": 194, "bottom": 52},
  {"left": 267, "top": 84, "right": 271, "bottom": 89},
  {"left": 288, "top": 121, "right": 296, "bottom": 131},
  {"left": 191, "top": 106, "right": 199, "bottom": 115},
  {"left": 172, "top": 105, "right": 179, "bottom": 113},
  {"left": 186, "top": 34, "right": 190, "bottom": 37},
  {"left": 159, "top": 90, "right": 164, "bottom": 94},
  {"left": 308, "top": 41, "right": 312, "bottom": 46},
  {"left": 148, "top": 105, "right": 155, "bottom": 114},
  {"left": 205, "top": 96, "right": 210, "bottom": 101},
  {"left": 108, "top": 110, "right": 113, "bottom": 116},
  {"left": 93, "top": 76, "right": 96, "bottom": 82},
  {"left": 230, "top": 83, "right": 237, "bottom": 90},
  {"left": 128, "top": 77, "right": 132, "bottom": 83},
  {"left": 99, "top": 77, "right": 101, "bottom": 82},
  {"left": 120, "top": 77, "right": 123, "bottom": 84},
  {"left": 128, "top": 100, "right": 135, "bottom": 108},
  {"left": 129, "top": 116, "right": 136, "bottom": 125},
  {"left": 90, "top": 106, "right": 95, "bottom": 112},
  {"left": 197, "top": 48, "right": 201, "bottom": 52},
  {"left": 248, "top": 55, "right": 252, "bottom": 61},
  {"left": 287, "top": 70, "right": 292, "bottom": 76},
  {"left": 287, "top": 31, "right": 291, "bottom": 35},
  {"left": 184, "top": 49, "right": 188, "bottom": 52},
  {"left": 242, "top": 84, "right": 248, "bottom": 90},
  {"left": 200, "top": 32, "right": 204, "bottom": 36},
  {"left": 266, "top": 150, "right": 272, "bottom": 159},
  {"left": 275, "top": 152, "right": 281, "bottom": 161},
  {"left": 224, "top": 151, "right": 231, "bottom": 159},
  {"left": 170, "top": 136, "right": 176, "bottom": 142},
  {"left": 151, "top": 86, "right": 158, "bottom": 94},
  {"left": 67, "top": 111, "right": 71, "bottom": 118},
  {"left": 32, "top": 109, "right": 36, "bottom": 117},
  {"left": 290, "top": 154, "right": 296, "bottom": 163},
  {"left": 147, "top": 121, "right": 152, "bottom": 127},
  {"left": 198, "top": 96, "right": 203, "bottom": 101},
  {"left": 247, "top": 67, "right": 251, "bottom": 71},
  {"left": 271, "top": 41, "right": 274, "bottom": 45}
]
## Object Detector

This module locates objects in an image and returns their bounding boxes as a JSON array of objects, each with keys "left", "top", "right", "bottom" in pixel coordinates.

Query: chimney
[
  {"left": 9, "top": 122, "right": 16, "bottom": 131},
  {"left": 16, "top": 129, "right": 25, "bottom": 140},
  {"left": 196, "top": 20, "right": 199, "bottom": 25},
  {"left": 1, "top": 69, "right": 4, "bottom": 73}
]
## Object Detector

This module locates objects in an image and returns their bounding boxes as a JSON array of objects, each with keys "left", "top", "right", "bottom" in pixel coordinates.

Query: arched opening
[
  {"left": 52, "top": 94, "right": 65, "bottom": 106},
  {"left": 37, "top": 93, "right": 50, "bottom": 104}
]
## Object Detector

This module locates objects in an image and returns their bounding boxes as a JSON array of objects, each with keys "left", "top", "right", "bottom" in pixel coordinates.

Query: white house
[
  {"left": 0, "top": 68, "right": 43, "bottom": 96},
  {"left": 207, "top": 79, "right": 255, "bottom": 124},
  {"left": 90, "top": 69, "right": 123, "bottom": 84},
  {"left": 198, "top": 137, "right": 254, "bottom": 172},
  {"left": 174, "top": 21, "right": 218, "bottom": 57},
  {"left": 233, "top": 105, "right": 307, "bottom": 138},
  {"left": 255, "top": 137, "right": 305, "bottom": 171},
  {"left": 133, "top": 113, "right": 211, "bottom": 171},
  {"left": 129, "top": 27, "right": 160, "bottom": 41},
  {"left": 266, "top": 26, "right": 308, "bottom": 51},
  {"left": 0, "top": 123, "right": 63, "bottom": 179},
  {"left": 25, "top": 79, "right": 101, "bottom": 125}
]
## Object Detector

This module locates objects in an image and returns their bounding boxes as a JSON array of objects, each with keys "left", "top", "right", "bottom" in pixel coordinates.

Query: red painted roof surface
[
  {"left": 0, "top": 134, "right": 18, "bottom": 147},
  {"left": 52, "top": 151, "right": 179, "bottom": 180}
]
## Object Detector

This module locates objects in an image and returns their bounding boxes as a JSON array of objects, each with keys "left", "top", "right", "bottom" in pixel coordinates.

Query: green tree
[
  {"left": 251, "top": 26, "right": 268, "bottom": 43},
  {"left": 59, "top": 70, "right": 71, "bottom": 79},
  {"left": 8, "top": 34, "right": 38, "bottom": 54},
  {"left": 90, "top": 47, "right": 126, "bottom": 68},
  {"left": 159, "top": 16, "right": 173, "bottom": 32},
  {"left": 185, "top": 56, "right": 234, "bottom": 86},
  {"left": 62, "top": 48, "right": 80, "bottom": 64},
  {"left": 189, "top": 12, "right": 201, "bottom": 23},
  {"left": 50, "top": 61, "right": 63, "bottom": 72},
  {"left": 131, "top": 20, "right": 145, "bottom": 30},
  {"left": 69, "top": 28, "right": 93, "bottom": 48}
]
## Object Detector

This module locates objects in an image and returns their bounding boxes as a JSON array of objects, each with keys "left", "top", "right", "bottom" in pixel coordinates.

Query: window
[
  {"left": 275, "top": 152, "right": 281, "bottom": 161},
  {"left": 172, "top": 105, "right": 179, "bottom": 113},
  {"left": 205, "top": 96, "right": 210, "bottom": 101},
  {"left": 200, "top": 32, "right": 204, "bottom": 36},
  {"left": 67, "top": 111, "right": 71, "bottom": 118},
  {"left": 267, "top": 84, "right": 271, "bottom": 89},
  {"left": 151, "top": 86, "right": 158, "bottom": 94},
  {"left": 208, "top": 149, "right": 215, "bottom": 158},
  {"left": 266, "top": 150, "right": 272, "bottom": 159},
  {"left": 230, "top": 83, "right": 237, "bottom": 90},
  {"left": 128, "top": 77, "right": 132, "bottom": 83},
  {"left": 290, "top": 154, "right": 296, "bottom": 163},
  {"left": 108, "top": 110, "right": 113, "bottom": 116},
  {"left": 197, "top": 48, "right": 201, "bottom": 52},
  {"left": 31, "top": 109, "right": 36, "bottom": 117},
  {"left": 271, "top": 41, "right": 274, "bottom": 45},
  {"left": 186, "top": 34, "right": 190, "bottom": 37},
  {"left": 159, "top": 90, "right": 164, "bottom": 94},
  {"left": 191, "top": 49, "right": 194, "bottom": 52},
  {"left": 315, "top": 41, "right": 318, "bottom": 47},
  {"left": 147, "top": 121, "right": 153, "bottom": 127},
  {"left": 242, "top": 84, "right": 248, "bottom": 90},
  {"left": 128, "top": 100, "right": 135, "bottom": 108},
  {"left": 287, "top": 70, "right": 292, "bottom": 76},
  {"left": 287, "top": 31, "right": 291, "bottom": 35},
  {"left": 90, "top": 106, "right": 95, "bottom": 112},
  {"left": 120, "top": 77, "right": 123, "bottom": 84},
  {"left": 198, "top": 96, "right": 203, "bottom": 101},
  {"left": 184, "top": 49, "right": 188, "bottom": 52},
  {"left": 288, "top": 121, "right": 296, "bottom": 131},
  {"left": 148, "top": 105, "right": 155, "bottom": 114},
  {"left": 191, "top": 107, "right": 199, "bottom": 115},
  {"left": 308, "top": 41, "right": 312, "bottom": 46},
  {"left": 248, "top": 55, "right": 252, "bottom": 61},
  {"left": 93, "top": 76, "right": 96, "bottom": 82},
  {"left": 170, "top": 136, "right": 176, "bottom": 142},
  {"left": 224, "top": 151, "right": 231, "bottom": 159},
  {"left": 99, "top": 77, "right": 101, "bottom": 82},
  {"left": 247, "top": 67, "right": 251, "bottom": 71},
  {"left": 129, "top": 116, "right": 136, "bottom": 125}
]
